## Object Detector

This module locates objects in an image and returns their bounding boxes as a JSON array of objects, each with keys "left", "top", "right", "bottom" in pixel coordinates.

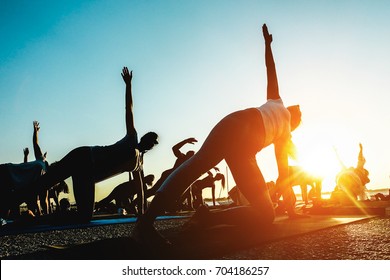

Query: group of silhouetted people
[
  {"left": 1, "top": 23, "right": 380, "bottom": 252},
  {"left": 1, "top": 68, "right": 159, "bottom": 224},
  {"left": 0, "top": 24, "right": 302, "bottom": 242}
]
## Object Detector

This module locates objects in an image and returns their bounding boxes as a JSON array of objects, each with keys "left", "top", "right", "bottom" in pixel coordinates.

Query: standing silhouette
[{"left": 132, "top": 24, "right": 302, "bottom": 248}]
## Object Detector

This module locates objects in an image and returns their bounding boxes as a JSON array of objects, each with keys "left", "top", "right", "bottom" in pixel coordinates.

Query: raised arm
[
  {"left": 172, "top": 137, "right": 197, "bottom": 158},
  {"left": 357, "top": 143, "right": 366, "bottom": 169},
  {"left": 262, "top": 24, "right": 280, "bottom": 100},
  {"left": 121, "top": 67, "right": 136, "bottom": 136},
  {"left": 32, "top": 121, "right": 44, "bottom": 160}
]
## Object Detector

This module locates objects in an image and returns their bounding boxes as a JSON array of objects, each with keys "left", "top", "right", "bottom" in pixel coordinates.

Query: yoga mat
[{"left": 0, "top": 215, "right": 187, "bottom": 237}]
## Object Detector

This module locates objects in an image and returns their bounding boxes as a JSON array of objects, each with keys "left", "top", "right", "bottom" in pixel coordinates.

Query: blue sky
[{"left": 1, "top": 0, "right": 390, "bottom": 202}]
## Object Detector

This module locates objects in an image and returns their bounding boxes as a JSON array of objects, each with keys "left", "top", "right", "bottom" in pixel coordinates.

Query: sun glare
[{"left": 292, "top": 129, "right": 359, "bottom": 193}]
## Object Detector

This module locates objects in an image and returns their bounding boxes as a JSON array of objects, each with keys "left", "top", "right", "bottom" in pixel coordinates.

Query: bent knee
[{"left": 252, "top": 200, "right": 275, "bottom": 225}]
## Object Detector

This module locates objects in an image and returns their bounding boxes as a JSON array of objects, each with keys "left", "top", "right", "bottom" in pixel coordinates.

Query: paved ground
[
  {"left": 222, "top": 216, "right": 390, "bottom": 260},
  {"left": 1, "top": 215, "right": 389, "bottom": 260}
]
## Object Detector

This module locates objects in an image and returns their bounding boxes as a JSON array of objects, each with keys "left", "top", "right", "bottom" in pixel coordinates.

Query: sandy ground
[{"left": 1, "top": 215, "right": 389, "bottom": 260}]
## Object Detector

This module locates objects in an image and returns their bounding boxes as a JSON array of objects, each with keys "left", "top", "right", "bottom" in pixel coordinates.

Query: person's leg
[
  {"left": 133, "top": 109, "right": 262, "bottom": 247},
  {"left": 0, "top": 165, "right": 21, "bottom": 219},
  {"left": 138, "top": 111, "right": 242, "bottom": 226},
  {"left": 71, "top": 149, "right": 95, "bottom": 222},
  {"left": 26, "top": 195, "right": 41, "bottom": 216},
  {"left": 17, "top": 147, "right": 91, "bottom": 206},
  {"left": 132, "top": 126, "right": 229, "bottom": 248},
  {"left": 300, "top": 184, "right": 308, "bottom": 204},
  {"left": 205, "top": 107, "right": 273, "bottom": 227},
  {"left": 131, "top": 152, "right": 219, "bottom": 249},
  {"left": 39, "top": 190, "right": 49, "bottom": 215},
  {"left": 202, "top": 155, "right": 275, "bottom": 228},
  {"left": 142, "top": 178, "right": 148, "bottom": 213},
  {"left": 138, "top": 152, "right": 219, "bottom": 225},
  {"left": 72, "top": 174, "right": 95, "bottom": 222},
  {"left": 134, "top": 175, "right": 144, "bottom": 215}
]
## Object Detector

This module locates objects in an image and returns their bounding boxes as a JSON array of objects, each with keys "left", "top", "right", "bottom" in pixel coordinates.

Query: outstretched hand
[
  {"left": 185, "top": 137, "right": 198, "bottom": 145},
  {"left": 23, "top": 147, "right": 29, "bottom": 156},
  {"left": 262, "top": 24, "right": 273, "bottom": 44},
  {"left": 121, "top": 67, "right": 133, "bottom": 85},
  {"left": 33, "top": 121, "right": 40, "bottom": 132}
]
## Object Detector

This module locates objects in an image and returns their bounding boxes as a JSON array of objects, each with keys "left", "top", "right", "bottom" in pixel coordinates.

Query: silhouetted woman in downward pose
[{"left": 133, "top": 24, "right": 302, "bottom": 248}]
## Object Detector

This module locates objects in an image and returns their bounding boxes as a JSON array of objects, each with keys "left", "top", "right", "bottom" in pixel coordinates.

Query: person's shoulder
[
  {"left": 119, "top": 131, "right": 138, "bottom": 144},
  {"left": 264, "top": 98, "right": 286, "bottom": 110}
]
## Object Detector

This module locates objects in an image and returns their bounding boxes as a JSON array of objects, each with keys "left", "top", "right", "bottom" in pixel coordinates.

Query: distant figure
[
  {"left": 373, "top": 189, "right": 390, "bottom": 201},
  {"left": 125, "top": 137, "right": 197, "bottom": 212},
  {"left": 13, "top": 67, "right": 158, "bottom": 222},
  {"left": 0, "top": 121, "right": 49, "bottom": 220},
  {"left": 48, "top": 179, "right": 69, "bottom": 213},
  {"left": 23, "top": 154, "right": 69, "bottom": 215},
  {"left": 132, "top": 24, "right": 303, "bottom": 248},
  {"left": 146, "top": 137, "right": 197, "bottom": 198},
  {"left": 95, "top": 174, "right": 155, "bottom": 214},
  {"left": 177, "top": 168, "right": 225, "bottom": 211},
  {"left": 332, "top": 143, "right": 370, "bottom": 205},
  {"left": 190, "top": 168, "right": 225, "bottom": 209},
  {"left": 22, "top": 144, "right": 48, "bottom": 216},
  {"left": 289, "top": 166, "right": 322, "bottom": 204},
  {"left": 59, "top": 198, "right": 71, "bottom": 212}
]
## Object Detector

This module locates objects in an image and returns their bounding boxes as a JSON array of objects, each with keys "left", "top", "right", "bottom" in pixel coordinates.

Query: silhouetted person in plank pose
[
  {"left": 332, "top": 143, "right": 370, "bottom": 204},
  {"left": 176, "top": 167, "right": 225, "bottom": 211},
  {"left": 190, "top": 168, "right": 225, "bottom": 209},
  {"left": 132, "top": 24, "right": 302, "bottom": 248},
  {"left": 95, "top": 174, "right": 155, "bottom": 214},
  {"left": 12, "top": 67, "right": 158, "bottom": 222},
  {"left": 48, "top": 179, "right": 69, "bottom": 213}
]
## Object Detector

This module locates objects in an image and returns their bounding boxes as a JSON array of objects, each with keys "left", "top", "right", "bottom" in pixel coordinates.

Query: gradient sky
[{"left": 1, "top": 0, "right": 390, "bottom": 202}]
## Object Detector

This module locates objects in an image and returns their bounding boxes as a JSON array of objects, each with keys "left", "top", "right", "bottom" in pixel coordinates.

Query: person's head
[
  {"left": 56, "top": 181, "right": 69, "bottom": 194},
  {"left": 355, "top": 168, "right": 370, "bottom": 186},
  {"left": 139, "top": 132, "right": 159, "bottom": 152},
  {"left": 287, "top": 105, "right": 302, "bottom": 131},
  {"left": 186, "top": 150, "right": 195, "bottom": 158},
  {"left": 59, "top": 198, "right": 71, "bottom": 212},
  {"left": 214, "top": 173, "right": 226, "bottom": 189},
  {"left": 144, "top": 174, "right": 155, "bottom": 186}
]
